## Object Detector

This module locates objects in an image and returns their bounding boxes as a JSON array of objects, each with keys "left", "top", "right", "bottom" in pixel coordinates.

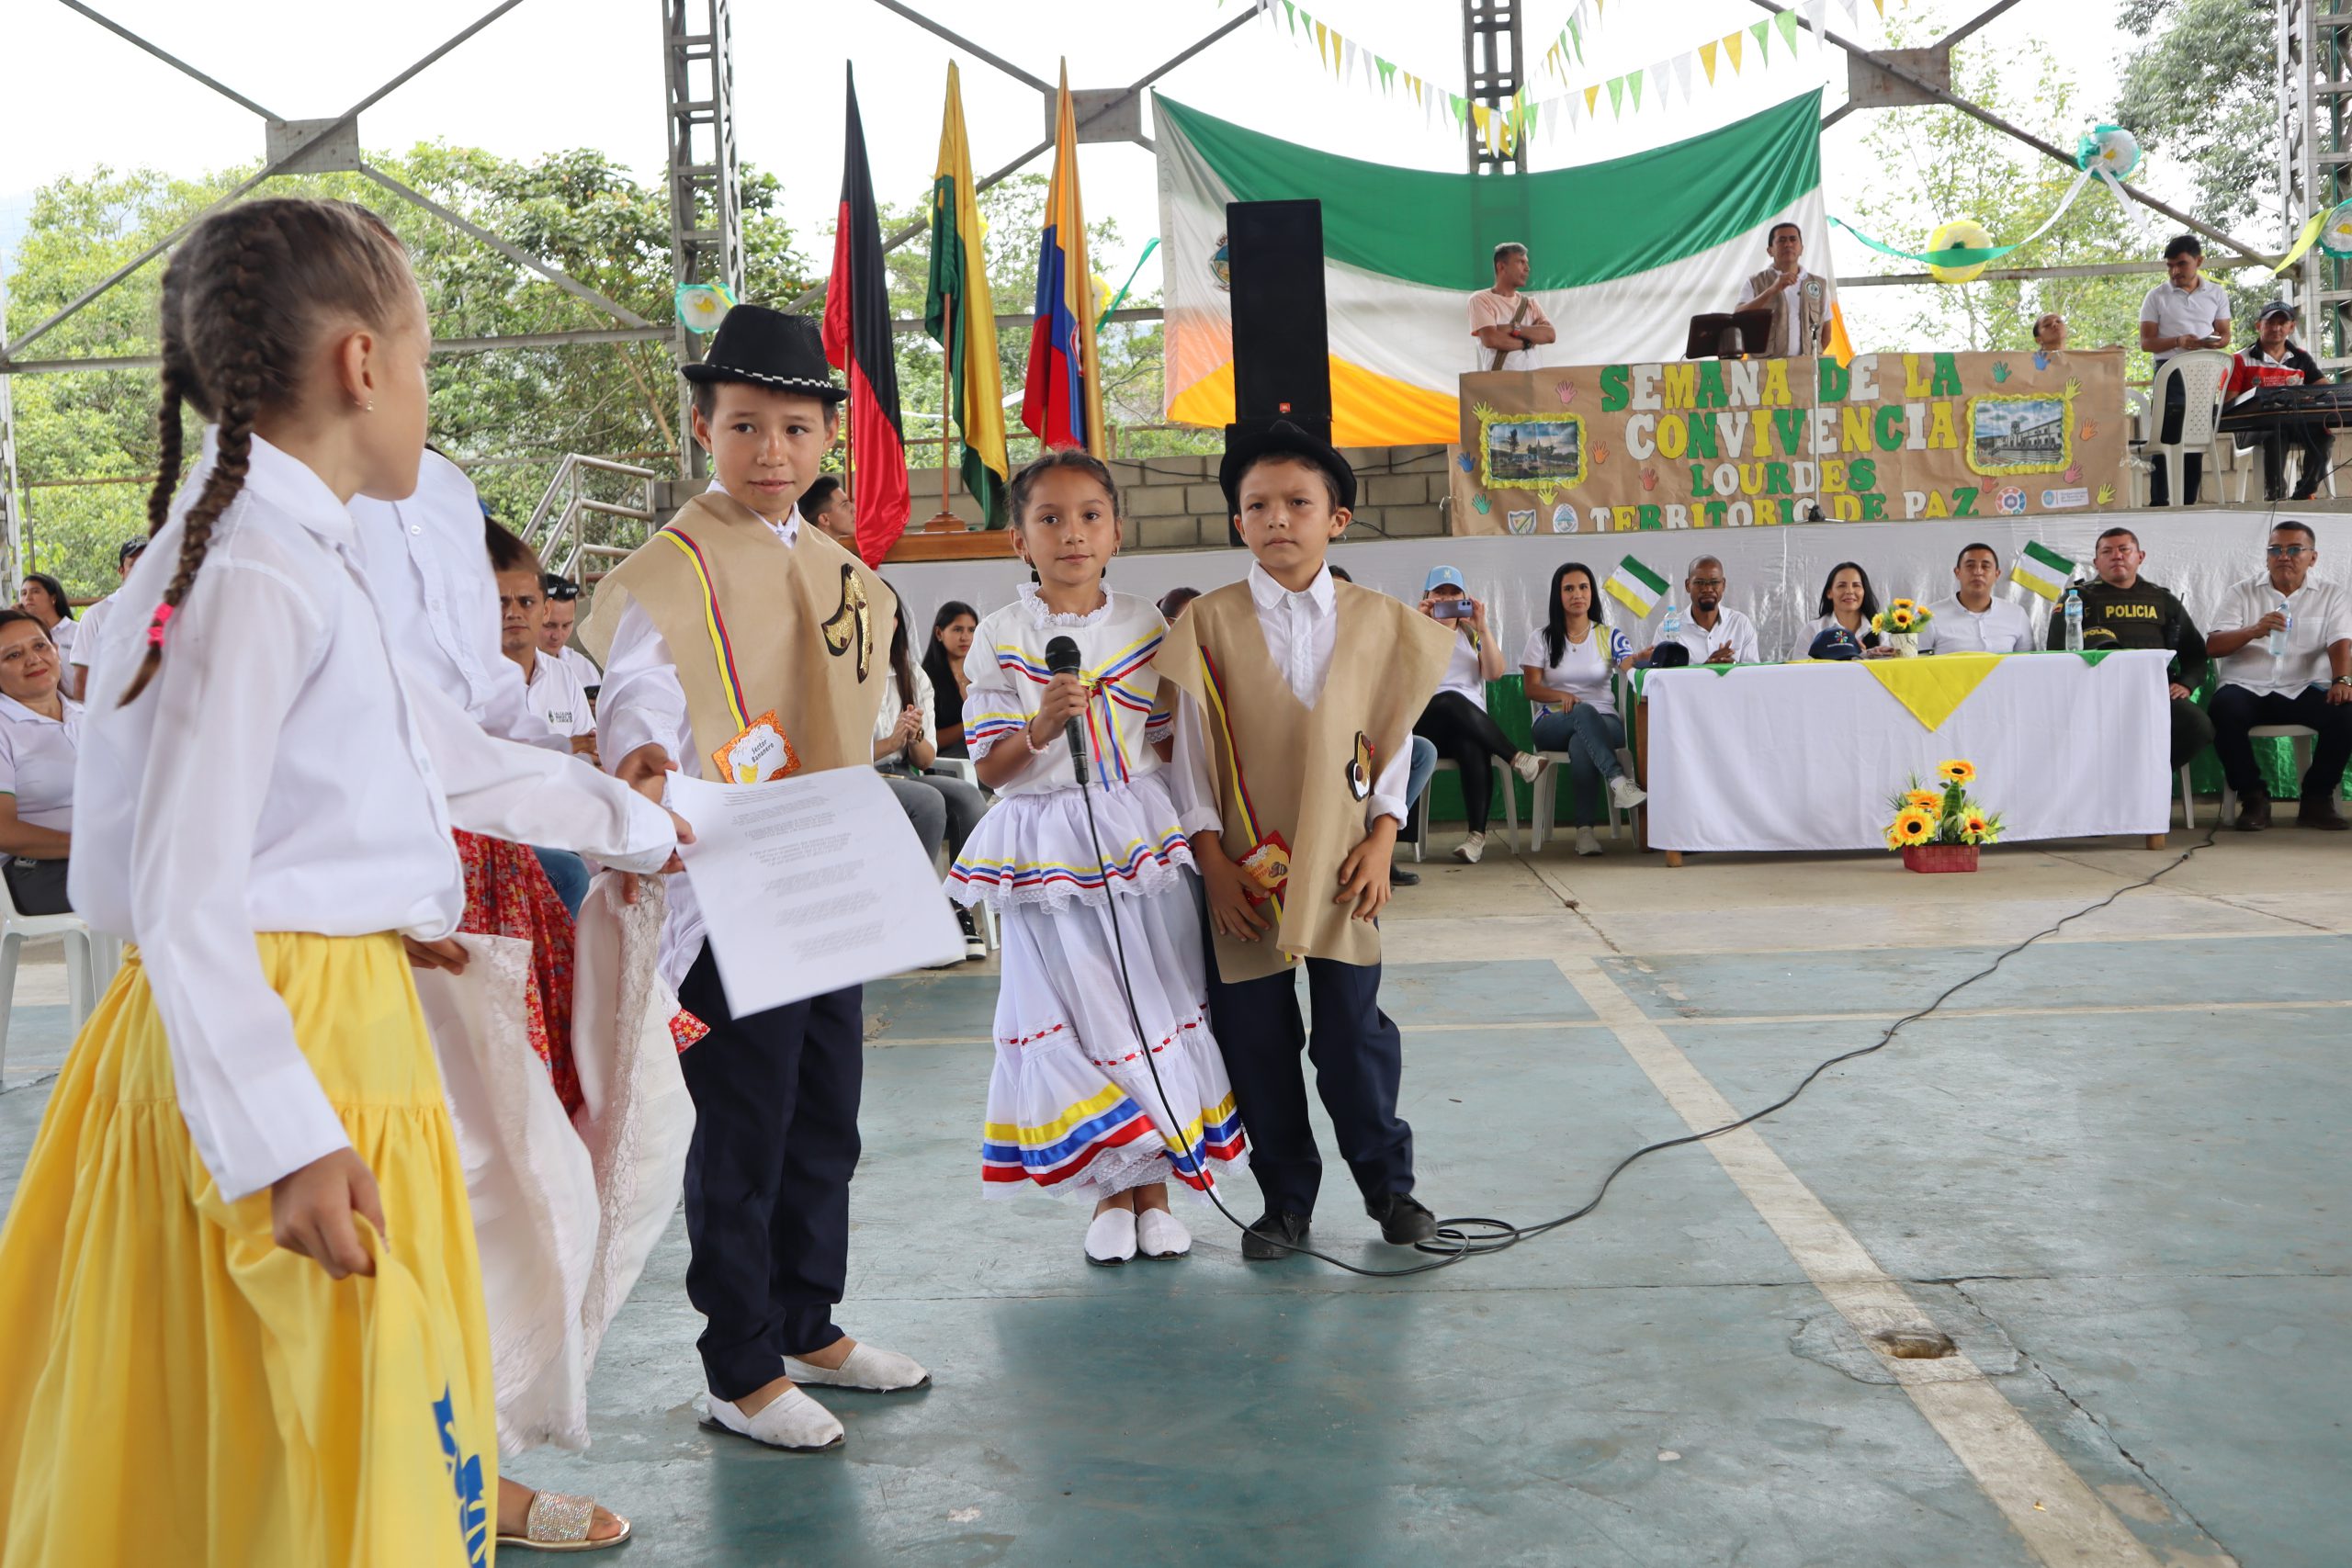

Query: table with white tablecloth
[{"left": 1638, "top": 649, "right": 2172, "bottom": 857}]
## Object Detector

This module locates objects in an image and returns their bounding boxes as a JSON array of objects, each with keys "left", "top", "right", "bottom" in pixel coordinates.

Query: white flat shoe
[
  {"left": 1574, "top": 827, "right": 1603, "bottom": 858},
  {"left": 1608, "top": 773, "right": 1648, "bottom": 810},
  {"left": 1136, "top": 1208, "right": 1191, "bottom": 1259},
  {"left": 702, "top": 1386, "right": 842, "bottom": 1451},
  {"left": 783, "top": 1341, "right": 931, "bottom": 1392},
  {"left": 1512, "top": 752, "right": 1543, "bottom": 784},
  {"left": 1085, "top": 1207, "right": 1138, "bottom": 1266},
  {"left": 1453, "top": 832, "right": 1486, "bottom": 864}
]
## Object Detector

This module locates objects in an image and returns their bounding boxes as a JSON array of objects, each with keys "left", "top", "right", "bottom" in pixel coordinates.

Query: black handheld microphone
[{"left": 1044, "top": 635, "right": 1089, "bottom": 786}]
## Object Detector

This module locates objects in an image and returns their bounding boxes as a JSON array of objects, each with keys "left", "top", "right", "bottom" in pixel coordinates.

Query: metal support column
[
  {"left": 665, "top": 0, "right": 746, "bottom": 477},
  {"left": 2280, "top": 0, "right": 2349, "bottom": 370},
  {"left": 1461, "top": 0, "right": 1524, "bottom": 175}
]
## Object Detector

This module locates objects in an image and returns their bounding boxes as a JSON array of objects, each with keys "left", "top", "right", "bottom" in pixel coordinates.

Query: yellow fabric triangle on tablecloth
[{"left": 1860, "top": 652, "right": 2005, "bottom": 731}]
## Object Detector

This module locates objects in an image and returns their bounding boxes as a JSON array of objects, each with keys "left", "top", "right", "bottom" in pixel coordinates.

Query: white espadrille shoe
[
  {"left": 783, "top": 1341, "right": 931, "bottom": 1392},
  {"left": 701, "top": 1386, "right": 843, "bottom": 1450},
  {"left": 1084, "top": 1207, "right": 1138, "bottom": 1266},
  {"left": 1136, "top": 1207, "right": 1192, "bottom": 1259}
]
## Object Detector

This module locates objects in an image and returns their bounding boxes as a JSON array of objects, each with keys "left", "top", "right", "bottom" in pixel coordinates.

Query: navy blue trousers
[
  {"left": 677, "top": 943, "right": 862, "bottom": 1401},
  {"left": 1207, "top": 954, "right": 1413, "bottom": 1218}
]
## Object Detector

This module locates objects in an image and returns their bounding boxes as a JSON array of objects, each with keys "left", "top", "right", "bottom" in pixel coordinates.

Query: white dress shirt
[
  {"left": 70, "top": 436, "right": 676, "bottom": 1203},
  {"left": 0, "top": 694, "right": 83, "bottom": 831},
  {"left": 873, "top": 664, "right": 937, "bottom": 766},
  {"left": 43, "top": 616, "right": 75, "bottom": 667},
  {"left": 596, "top": 479, "right": 803, "bottom": 991},
  {"left": 348, "top": 449, "right": 539, "bottom": 744},
  {"left": 557, "top": 643, "right": 604, "bottom": 688},
  {"left": 521, "top": 649, "right": 597, "bottom": 744},
  {"left": 1166, "top": 563, "right": 1414, "bottom": 837},
  {"left": 1920, "top": 594, "right": 2037, "bottom": 655},
  {"left": 1518, "top": 624, "right": 1630, "bottom": 717},
  {"left": 1434, "top": 625, "right": 1490, "bottom": 708},
  {"left": 2212, "top": 573, "right": 2352, "bottom": 696},
  {"left": 66, "top": 593, "right": 113, "bottom": 671},
  {"left": 1663, "top": 605, "right": 1760, "bottom": 665}
]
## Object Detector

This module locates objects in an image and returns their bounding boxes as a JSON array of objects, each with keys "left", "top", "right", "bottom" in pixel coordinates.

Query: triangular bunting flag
[
  {"left": 1723, "top": 30, "right": 1744, "bottom": 72},
  {"left": 1627, "top": 69, "right": 1644, "bottom": 112},
  {"left": 1873, "top": 0, "right": 1884, "bottom": 15},
  {"left": 1804, "top": 0, "right": 1829, "bottom": 43},
  {"left": 1282, "top": 0, "right": 1296, "bottom": 32},
  {"left": 1751, "top": 19, "right": 1770, "bottom": 64},
  {"left": 1375, "top": 56, "right": 1396, "bottom": 92},
  {"left": 1774, "top": 9, "right": 1801, "bottom": 52},
  {"left": 1675, "top": 51, "right": 1695, "bottom": 100},
  {"left": 1568, "top": 16, "right": 1584, "bottom": 62},
  {"left": 1699, "top": 39, "right": 1719, "bottom": 82},
  {"left": 1312, "top": 19, "right": 1329, "bottom": 68},
  {"left": 1839, "top": 0, "right": 1859, "bottom": 20},
  {"left": 1450, "top": 93, "right": 1468, "bottom": 128},
  {"left": 1585, "top": 83, "right": 1601, "bottom": 114},
  {"left": 1606, "top": 75, "right": 1623, "bottom": 118}
]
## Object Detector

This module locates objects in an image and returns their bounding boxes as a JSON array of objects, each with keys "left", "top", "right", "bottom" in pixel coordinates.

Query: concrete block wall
[{"left": 904, "top": 443, "right": 1455, "bottom": 551}]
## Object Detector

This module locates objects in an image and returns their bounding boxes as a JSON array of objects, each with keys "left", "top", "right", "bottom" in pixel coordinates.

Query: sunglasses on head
[{"left": 542, "top": 580, "right": 582, "bottom": 602}]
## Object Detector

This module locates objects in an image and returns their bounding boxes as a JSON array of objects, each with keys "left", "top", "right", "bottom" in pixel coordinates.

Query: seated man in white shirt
[
  {"left": 491, "top": 523, "right": 598, "bottom": 913},
  {"left": 64, "top": 536, "right": 145, "bottom": 703},
  {"left": 539, "top": 573, "right": 603, "bottom": 699},
  {"left": 2203, "top": 521, "right": 2352, "bottom": 831},
  {"left": 1921, "top": 542, "right": 2037, "bottom": 654},
  {"left": 1468, "top": 243, "right": 1556, "bottom": 372},
  {"left": 2138, "top": 234, "right": 2233, "bottom": 506},
  {"left": 1629, "top": 556, "right": 1760, "bottom": 667}
]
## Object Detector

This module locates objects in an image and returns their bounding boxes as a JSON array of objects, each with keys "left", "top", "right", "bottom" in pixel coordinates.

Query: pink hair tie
[{"left": 146, "top": 604, "right": 175, "bottom": 649}]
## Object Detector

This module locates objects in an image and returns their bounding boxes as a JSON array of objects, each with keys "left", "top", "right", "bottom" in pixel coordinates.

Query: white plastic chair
[
  {"left": 0, "top": 871, "right": 106, "bottom": 1081},
  {"left": 2230, "top": 435, "right": 2341, "bottom": 502},
  {"left": 1527, "top": 748, "right": 1638, "bottom": 852},
  {"left": 924, "top": 757, "right": 998, "bottom": 952},
  {"left": 2147, "top": 351, "right": 2233, "bottom": 507},
  {"left": 1410, "top": 758, "right": 1520, "bottom": 862},
  {"left": 2219, "top": 726, "right": 2318, "bottom": 825}
]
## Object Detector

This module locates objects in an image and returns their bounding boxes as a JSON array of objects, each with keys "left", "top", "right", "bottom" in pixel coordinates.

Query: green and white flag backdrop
[{"left": 1157, "top": 88, "right": 1836, "bottom": 446}]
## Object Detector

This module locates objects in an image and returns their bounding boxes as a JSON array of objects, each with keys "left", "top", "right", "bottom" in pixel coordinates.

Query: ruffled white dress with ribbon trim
[{"left": 950, "top": 588, "right": 1248, "bottom": 1201}]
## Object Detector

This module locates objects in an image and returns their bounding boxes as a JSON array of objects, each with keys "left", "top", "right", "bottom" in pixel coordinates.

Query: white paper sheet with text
[{"left": 668, "top": 767, "right": 962, "bottom": 1016}]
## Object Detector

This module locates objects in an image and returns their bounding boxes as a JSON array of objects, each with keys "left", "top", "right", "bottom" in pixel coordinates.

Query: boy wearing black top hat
[
  {"left": 581, "top": 305, "right": 925, "bottom": 1451},
  {"left": 1157, "top": 422, "right": 1457, "bottom": 1260}
]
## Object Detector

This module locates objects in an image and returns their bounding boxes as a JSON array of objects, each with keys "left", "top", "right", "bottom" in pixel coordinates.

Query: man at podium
[
  {"left": 1734, "top": 222, "right": 1832, "bottom": 355},
  {"left": 1469, "top": 242, "right": 1556, "bottom": 371}
]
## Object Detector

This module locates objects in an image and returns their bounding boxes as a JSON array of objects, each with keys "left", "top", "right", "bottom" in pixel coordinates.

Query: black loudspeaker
[{"left": 1227, "top": 198, "right": 1331, "bottom": 441}]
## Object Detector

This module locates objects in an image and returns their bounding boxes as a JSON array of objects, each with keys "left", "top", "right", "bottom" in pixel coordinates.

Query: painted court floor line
[{"left": 1552, "top": 953, "right": 2225, "bottom": 1568}]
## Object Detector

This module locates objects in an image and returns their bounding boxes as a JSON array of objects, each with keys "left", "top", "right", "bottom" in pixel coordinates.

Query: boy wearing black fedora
[
  {"left": 581, "top": 304, "right": 926, "bottom": 1451},
  {"left": 1156, "top": 421, "right": 1457, "bottom": 1261}
]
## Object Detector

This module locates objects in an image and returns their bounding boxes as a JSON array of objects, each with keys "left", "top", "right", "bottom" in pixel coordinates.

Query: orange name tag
[
  {"left": 711, "top": 708, "right": 800, "bottom": 784},
  {"left": 1238, "top": 830, "right": 1292, "bottom": 905}
]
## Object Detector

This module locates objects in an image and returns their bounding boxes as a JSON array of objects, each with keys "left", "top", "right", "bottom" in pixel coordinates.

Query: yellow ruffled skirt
[{"left": 0, "top": 933, "right": 497, "bottom": 1567}]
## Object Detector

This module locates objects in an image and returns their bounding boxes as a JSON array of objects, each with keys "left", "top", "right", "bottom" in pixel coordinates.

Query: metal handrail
[{"left": 526, "top": 453, "right": 660, "bottom": 585}]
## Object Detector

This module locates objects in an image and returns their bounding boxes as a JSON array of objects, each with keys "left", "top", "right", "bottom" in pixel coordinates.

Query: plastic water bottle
[
  {"left": 2268, "top": 598, "right": 2293, "bottom": 662},
  {"left": 1658, "top": 602, "right": 1683, "bottom": 654},
  {"left": 2063, "top": 588, "right": 2083, "bottom": 652}
]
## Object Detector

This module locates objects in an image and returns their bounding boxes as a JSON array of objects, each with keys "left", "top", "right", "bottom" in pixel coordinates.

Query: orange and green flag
[{"left": 924, "top": 62, "right": 1011, "bottom": 525}]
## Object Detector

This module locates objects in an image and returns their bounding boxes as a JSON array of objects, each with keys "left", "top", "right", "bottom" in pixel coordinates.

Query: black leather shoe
[
  {"left": 1366, "top": 1192, "right": 1438, "bottom": 1245},
  {"left": 1239, "top": 1212, "right": 1311, "bottom": 1261},
  {"left": 1388, "top": 864, "right": 1420, "bottom": 886},
  {"left": 2298, "top": 799, "right": 2348, "bottom": 831},
  {"left": 2236, "top": 795, "right": 2272, "bottom": 831}
]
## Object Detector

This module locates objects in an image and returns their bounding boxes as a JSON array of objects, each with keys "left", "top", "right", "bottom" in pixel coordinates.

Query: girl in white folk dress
[{"left": 949, "top": 451, "right": 1249, "bottom": 1265}]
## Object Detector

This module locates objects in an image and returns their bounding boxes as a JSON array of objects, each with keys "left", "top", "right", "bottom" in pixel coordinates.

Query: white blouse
[
  {"left": 1517, "top": 623, "right": 1632, "bottom": 718},
  {"left": 0, "top": 694, "right": 83, "bottom": 832},
  {"left": 962, "top": 586, "right": 1170, "bottom": 799},
  {"left": 874, "top": 663, "right": 938, "bottom": 766},
  {"left": 1434, "top": 622, "right": 1489, "bottom": 708},
  {"left": 71, "top": 437, "right": 676, "bottom": 1202}
]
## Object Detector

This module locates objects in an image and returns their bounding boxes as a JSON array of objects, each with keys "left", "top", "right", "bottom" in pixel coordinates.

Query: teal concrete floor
[{"left": 1, "top": 837, "right": 2344, "bottom": 1564}]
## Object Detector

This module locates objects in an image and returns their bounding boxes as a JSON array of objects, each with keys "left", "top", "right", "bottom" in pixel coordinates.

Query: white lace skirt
[
  {"left": 947, "top": 773, "right": 1194, "bottom": 912},
  {"left": 980, "top": 867, "right": 1250, "bottom": 1202}
]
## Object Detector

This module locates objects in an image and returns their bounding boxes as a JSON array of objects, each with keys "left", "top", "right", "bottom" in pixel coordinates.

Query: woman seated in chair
[
  {"left": 1414, "top": 565, "right": 1542, "bottom": 865},
  {"left": 1518, "top": 562, "right": 1645, "bottom": 859},
  {"left": 0, "top": 610, "right": 81, "bottom": 914},
  {"left": 875, "top": 581, "right": 989, "bottom": 961},
  {"left": 1806, "top": 561, "right": 1898, "bottom": 659}
]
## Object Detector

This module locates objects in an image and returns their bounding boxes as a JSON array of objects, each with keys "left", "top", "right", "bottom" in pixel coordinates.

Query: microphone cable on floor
[{"left": 1075, "top": 755, "right": 2222, "bottom": 1279}]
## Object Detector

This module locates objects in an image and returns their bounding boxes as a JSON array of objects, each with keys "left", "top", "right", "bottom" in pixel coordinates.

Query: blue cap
[
  {"left": 1807, "top": 626, "right": 1861, "bottom": 661},
  {"left": 1424, "top": 565, "right": 1466, "bottom": 594}
]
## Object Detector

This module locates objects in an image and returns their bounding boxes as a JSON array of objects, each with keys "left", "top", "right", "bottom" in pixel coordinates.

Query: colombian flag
[
  {"left": 822, "top": 65, "right": 910, "bottom": 563},
  {"left": 926, "top": 62, "right": 1011, "bottom": 525},
  {"left": 1022, "top": 62, "right": 1105, "bottom": 457}
]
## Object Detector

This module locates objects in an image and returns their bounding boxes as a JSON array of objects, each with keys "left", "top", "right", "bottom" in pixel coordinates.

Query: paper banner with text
[{"left": 1447, "top": 348, "right": 2127, "bottom": 535}]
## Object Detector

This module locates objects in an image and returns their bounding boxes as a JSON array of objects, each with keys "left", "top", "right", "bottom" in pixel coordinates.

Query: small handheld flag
[
  {"left": 1605, "top": 555, "right": 1668, "bottom": 619},
  {"left": 2012, "top": 541, "right": 2075, "bottom": 602}
]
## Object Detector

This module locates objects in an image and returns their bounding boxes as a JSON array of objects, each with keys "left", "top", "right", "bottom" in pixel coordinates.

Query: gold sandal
[{"left": 497, "top": 1490, "right": 633, "bottom": 1553}]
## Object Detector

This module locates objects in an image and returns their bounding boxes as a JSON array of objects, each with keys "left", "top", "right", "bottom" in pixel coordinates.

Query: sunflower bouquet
[
  {"left": 1870, "top": 597, "right": 1934, "bottom": 644},
  {"left": 1883, "top": 758, "right": 2004, "bottom": 852}
]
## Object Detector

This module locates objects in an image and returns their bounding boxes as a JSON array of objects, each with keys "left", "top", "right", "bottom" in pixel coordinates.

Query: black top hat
[
  {"left": 680, "top": 304, "right": 848, "bottom": 403},
  {"left": 1218, "top": 419, "right": 1357, "bottom": 513}
]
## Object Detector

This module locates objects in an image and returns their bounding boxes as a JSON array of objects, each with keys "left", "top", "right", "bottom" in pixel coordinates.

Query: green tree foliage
[
  {"left": 2116, "top": 0, "right": 2275, "bottom": 240},
  {"left": 4, "top": 146, "right": 810, "bottom": 595},
  {"left": 1848, "top": 17, "right": 2264, "bottom": 372}
]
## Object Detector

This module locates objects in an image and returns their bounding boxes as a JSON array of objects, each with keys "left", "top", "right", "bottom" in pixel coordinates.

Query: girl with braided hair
[{"left": 0, "top": 197, "right": 684, "bottom": 1565}]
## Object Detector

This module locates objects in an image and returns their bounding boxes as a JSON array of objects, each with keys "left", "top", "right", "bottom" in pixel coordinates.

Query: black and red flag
[{"left": 821, "top": 66, "right": 910, "bottom": 565}]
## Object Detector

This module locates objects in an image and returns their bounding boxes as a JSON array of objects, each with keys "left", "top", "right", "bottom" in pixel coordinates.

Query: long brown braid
[{"left": 121, "top": 197, "right": 414, "bottom": 705}]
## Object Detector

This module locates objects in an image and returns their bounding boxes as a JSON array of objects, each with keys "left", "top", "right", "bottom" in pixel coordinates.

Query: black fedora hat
[
  {"left": 1218, "top": 419, "right": 1357, "bottom": 513},
  {"left": 680, "top": 304, "right": 848, "bottom": 403}
]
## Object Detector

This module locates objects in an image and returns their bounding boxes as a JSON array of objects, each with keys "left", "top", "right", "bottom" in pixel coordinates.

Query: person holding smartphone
[
  {"left": 2139, "top": 234, "right": 2233, "bottom": 506},
  {"left": 1412, "top": 566, "right": 1541, "bottom": 863}
]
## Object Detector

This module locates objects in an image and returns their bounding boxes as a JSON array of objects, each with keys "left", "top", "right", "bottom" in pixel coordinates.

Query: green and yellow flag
[{"left": 925, "top": 62, "right": 1010, "bottom": 525}]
